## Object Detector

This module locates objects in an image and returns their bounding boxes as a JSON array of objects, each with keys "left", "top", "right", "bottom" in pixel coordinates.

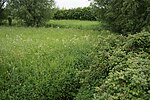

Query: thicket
[
  {"left": 75, "top": 31, "right": 150, "bottom": 99},
  {"left": 93, "top": 0, "right": 150, "bottom": 34},
  {"left": 53, "top": 7, "right": 96, "bottom": 21}
]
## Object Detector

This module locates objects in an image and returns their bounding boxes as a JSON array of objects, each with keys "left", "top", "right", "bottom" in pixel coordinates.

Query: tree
[
  {"left": 53, "top": 7, "right": 96, "bottom": 21},
  {"left": 93, "top": 0, "right": 150, "bottom": 34},
  {"left": 0, "top": 0, "right": 7, "bottom": 24},
  {"left": 9, "top": 0, "right": 55, "bottom": 26}
]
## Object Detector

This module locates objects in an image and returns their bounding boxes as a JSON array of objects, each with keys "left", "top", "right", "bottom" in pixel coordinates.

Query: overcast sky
[{"left": 55, "top": 0, "right": 91, "bottom": 9}]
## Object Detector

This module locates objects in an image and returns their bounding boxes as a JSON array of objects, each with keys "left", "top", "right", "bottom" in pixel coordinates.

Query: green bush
[
  {"left": 124, "top": 31, "right": 150, "bottom": 53},
  {"left": 94, "top": 56, "right": 150, "bottom": 100},
  {"left": 75, "top": 31, "right": 126, "bottom": 99},
  {"left": 93, "top": 31, "right": 150, "bottom": 99},
  {"left": 74, "top": 31, "right": 150, "bottom": 99}
]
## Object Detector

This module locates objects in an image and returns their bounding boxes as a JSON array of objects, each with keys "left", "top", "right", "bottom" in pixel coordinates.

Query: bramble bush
[
  {"left": 124, "top": 31, "right": 150, "bottom": 53},
  {"left": 93, "top": 31, "right": 150, "bottom": 99},
  {"left": 75, "top": 31, "right": 150, "bottom": 99},
  {"left": 75, "top": 31, "right": 126, "bottom": 99}
]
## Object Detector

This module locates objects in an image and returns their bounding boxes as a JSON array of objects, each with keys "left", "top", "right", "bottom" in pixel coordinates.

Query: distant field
[
  {"left": 0, "top": 26, "right": 109, "bottom": 99},
  {"left": 47, "top": 20, "right": 101, "bottom": 30},
  {"left": 0, "top": 27, "right": 100, "bottom": 60}
]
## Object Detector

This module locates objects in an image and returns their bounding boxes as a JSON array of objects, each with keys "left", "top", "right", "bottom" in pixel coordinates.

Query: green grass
[
  {"left": 47, "top": 20, "right": 101, "bottom": 30},
  {"left": 2, "top": 20, "right": 148, "bottom": 99},
  {"left": 0, "top": 26, "right": 110, "bottom": 99}
]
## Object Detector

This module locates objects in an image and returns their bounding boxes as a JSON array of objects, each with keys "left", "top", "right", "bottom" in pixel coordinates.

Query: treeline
[
  {"left": 0, "top": 0, "right": 149, "bottom": 34},
  {"left": 53, "top": 7, "right": 97, "bottom": 21}
]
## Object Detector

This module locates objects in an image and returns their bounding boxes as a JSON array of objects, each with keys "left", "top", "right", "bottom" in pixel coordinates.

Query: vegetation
[
  {"left": 0, "top": 0, "right": 150, "bottom": 99},
  {"left": 93, "top": 0, "right": 150, "bottom": 34},
  {"left": 0, "top": 26, "right": 101, "bottom": 99},
  {"left": 0, "top": 0, "right": 7, "bottom": 24},
  {"left": 53, "top": 7, "right": 96, "bottom": 21},
  {"left": 94, "top": 31, "right": 150, "bottom": 99},
  {"left": 47, "top": 20, "right": 100, "bottom": 30},
  {"left": 1, "top": 24, "right": 149, "bottom": 99},
  {"left": 8, "top": 0, "right": 55, "bottom": 26}
]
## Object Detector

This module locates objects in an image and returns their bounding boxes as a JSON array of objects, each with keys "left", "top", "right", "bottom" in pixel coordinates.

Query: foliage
[
  {"left": 75, "top": 31, "right": 125, "bottom": 99},
  {"left": 47, "top": 20, "right": 100, "bottom": 30},
  {"left": 74, "top": 31, "right": 150, "bottom": 99},
  {"left": 53, "top": 7, "right": 97, "bottom": 21},
  {"left": 8, "top": 0, "right": 55, "bottom": 26},
  {"left": 92, "top": 31, "right": 150, "bottom": 99},
  {"left": 124, "top": 31, "right": 150, "bottom": 53},
  {"left": 93, "top": 0, "right": 150, "bottom": 34},
  {"left": 0, "top": 0, "right": 7, "bottom": 24},
  {"left": 94, "top": 56, "right": 150, "bottom": 100},
  {"left": 0, "top": 20, "right": 150, "bottom": 100}
]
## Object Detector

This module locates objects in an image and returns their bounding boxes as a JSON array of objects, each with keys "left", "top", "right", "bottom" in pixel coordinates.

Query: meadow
[
  {"left": 1, "top": 0, "right": 149, "bottom": 99},
  {"left": 0, "top": 22, "right": 109, "bottom": 99},
  {"left": 0, "top": 20, "right": 149, "bottom": 100},
  {"left": 47, "top": 20, "right": 101, "bottom": 30}
]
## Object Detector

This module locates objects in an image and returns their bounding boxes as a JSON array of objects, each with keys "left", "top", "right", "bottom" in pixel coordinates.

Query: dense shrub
[
  {"left": 75, "top": 31, "right": 125, "bottom": 99},
  {"left": 92, "top": 31, "right": 150, "bottom": 99},
  {"left": 74, "top": 31, "right": 150, "bottom": 99},
  {"left": 94, "top": 56, "right": 150, "bottom": 100},
  {"left": 124, "top": 31, "right": 150, "bottom": 53},
  {"left": 53, "top": 7, "right": 97, "bottom": 21}
]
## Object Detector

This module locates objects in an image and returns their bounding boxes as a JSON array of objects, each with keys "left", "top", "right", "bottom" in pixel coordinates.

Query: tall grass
[
  {"left": 47, "top": 20, "right": 101, "bottom": 30},
  {"left": 1, "top": 21, "right": 147, "bottom": 99},
  {"left": 0, "top": 26, "right": 106, "bottom": 99}
]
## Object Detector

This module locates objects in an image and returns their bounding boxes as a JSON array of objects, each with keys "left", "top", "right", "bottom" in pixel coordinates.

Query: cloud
[{"left": 55, "top": 0, "right": 91, "bottom": 9}]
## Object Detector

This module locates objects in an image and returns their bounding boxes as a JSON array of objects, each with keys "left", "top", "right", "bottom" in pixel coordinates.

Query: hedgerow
[{"left": 53, "top": 7, "right": 96, "bottom": 21}]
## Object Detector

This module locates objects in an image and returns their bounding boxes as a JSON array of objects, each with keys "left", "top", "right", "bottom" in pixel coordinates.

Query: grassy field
[
  {"left": 0, "top": 24, "right": 110, "bottom": 99},
  {"left": 47, "top": 20, "right": 101, "bottom": 30},
  {"left": 1, "top": 20, "right": 149, "bottom": 99}
]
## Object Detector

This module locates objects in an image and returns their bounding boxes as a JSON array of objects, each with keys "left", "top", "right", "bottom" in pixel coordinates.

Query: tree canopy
[
  {"left": 93, "top": 0, "right": 150, "bottom": 34},
  {"left": 9, "top": 0, "right": 55, "bottom": 26},
  {"left": 0, "top": 0, "right": 7, "bottom": 24}
]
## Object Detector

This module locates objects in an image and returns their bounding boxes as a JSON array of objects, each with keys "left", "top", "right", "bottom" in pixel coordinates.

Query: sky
[{"left": 55, "top": 0, "right": 91, "bottom": 9}]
